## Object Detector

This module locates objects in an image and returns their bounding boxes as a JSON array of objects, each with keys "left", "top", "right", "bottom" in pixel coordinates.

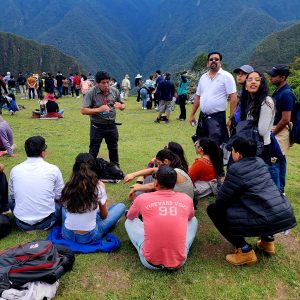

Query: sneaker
[
  {"left": 256, "top": 240, "right": 275, "bottom": 255},
  {"left": 154, "top": 119, "right": 160, "bottom": 123},
  {"left": 165, "top": 119, "right": 170, "bottom": 124},
  {"left": 225, "top": 248, "right": 257, "bottom": 266},
  {"left": 180, "top": 119, "right": 185, "bottom": 121},
  {"left": 76, "top": 96, "right": 80, "bottom": 99}
]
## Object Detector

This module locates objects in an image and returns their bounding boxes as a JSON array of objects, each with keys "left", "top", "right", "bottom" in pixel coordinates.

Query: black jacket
[{"left": 215, "top": 157, "right": 296, "bottom": 236}]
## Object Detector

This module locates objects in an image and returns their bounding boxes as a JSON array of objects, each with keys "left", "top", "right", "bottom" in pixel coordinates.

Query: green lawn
[{"left": 1, "top": 95, "right": 300, "bottom": 300}]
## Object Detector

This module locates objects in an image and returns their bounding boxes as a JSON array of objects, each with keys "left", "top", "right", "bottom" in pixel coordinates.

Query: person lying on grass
[
  {"left": 207, "top": 137, "right": 296, "bottom": 266},
  {"left": 60, "top": 153, "right": 125, "bottom": 244},
  {"left": 124, "top": 148, "right": 194, "bottom": 201},
  {"left": 125, "top": 165, "right": 198, "bottom": 270}
]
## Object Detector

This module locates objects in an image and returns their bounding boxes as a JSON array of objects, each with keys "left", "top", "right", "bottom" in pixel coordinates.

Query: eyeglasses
[
  {"left": 246, "top": 77, "right": 261, "bottom": 82},
  {"left": 209, "top": 58, "right": 220, "bottom": 62},
  {"left": 42, "top": 144, "right": 48, "bottom": 151}
]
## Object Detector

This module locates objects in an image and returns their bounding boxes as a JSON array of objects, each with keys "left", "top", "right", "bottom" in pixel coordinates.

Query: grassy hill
[
  {"left": 249, "top": 22, "right": 300, "bottom": 70},
  {"left": 0, "top": 32, "right": 85, "bottom": 75}
]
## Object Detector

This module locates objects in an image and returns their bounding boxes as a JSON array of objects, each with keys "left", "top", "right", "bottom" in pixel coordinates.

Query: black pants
[
  {"left": 207, "top": 203, "right": 274, "bottom": 248},
  {"left": 28, "top": 88, "right": 35, "bottom": 99},
  {"left": 89, "top": 122, "right": 119, "bottom": 166},
  {"left": 178, "top": 94, "right": 187, "bottom": 120},
  {"left": 0, "top": 172, "right": 8, "bottom": 213},
  {"left": 196, "top": 111, "right": 228, "bottom": 146}
]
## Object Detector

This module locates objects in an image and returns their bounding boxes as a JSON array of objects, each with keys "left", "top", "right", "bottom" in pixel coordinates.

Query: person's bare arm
[
  {"left": 273, "top": 111, "right": 291, "bottom": 135},
  {"left": 189, "top": 95, "right": 200, "bottom": 125}
]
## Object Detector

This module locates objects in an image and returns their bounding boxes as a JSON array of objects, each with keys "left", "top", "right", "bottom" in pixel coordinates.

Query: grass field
[{"left": 1, "top": 95, "right": 299, "bottom": 300}]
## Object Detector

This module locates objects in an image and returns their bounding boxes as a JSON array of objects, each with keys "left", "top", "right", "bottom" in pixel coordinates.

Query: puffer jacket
[{"left": 215, "top": 157, "right": 296, "bottom": 236}]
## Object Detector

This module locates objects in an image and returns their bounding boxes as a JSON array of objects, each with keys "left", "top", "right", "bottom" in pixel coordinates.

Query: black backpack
[
  {"left": 96, "top": 158, "right": 125, "bottom": 182},
  {"left": 0, "top": 240, "right": 75, "bottom": 292},
  {"left": 290, "top": 97, "right": 300, "bottom": 144}
]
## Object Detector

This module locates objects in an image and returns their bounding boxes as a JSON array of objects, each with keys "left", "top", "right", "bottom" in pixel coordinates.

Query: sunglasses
[
  {"left": 246, "top": 77, "right": 261, "bottom": 83},
  {"left": 42, "top": 144, "right": 48, "bottom": 151},
  {"left": 209, "top": 58, "right": 220, "bottom": 62}
]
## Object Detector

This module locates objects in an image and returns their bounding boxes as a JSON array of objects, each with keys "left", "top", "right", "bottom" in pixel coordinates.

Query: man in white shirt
[
  {"left": 189, "top": 51, "right": 237, "bottom": 146},
  {"left": 9, "top": 136, "right": 64, "bottom": 231}
]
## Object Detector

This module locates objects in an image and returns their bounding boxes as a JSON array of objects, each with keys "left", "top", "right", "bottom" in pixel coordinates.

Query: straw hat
[{"left": 135, "top": 74, "right": 142, "bottom": 79}]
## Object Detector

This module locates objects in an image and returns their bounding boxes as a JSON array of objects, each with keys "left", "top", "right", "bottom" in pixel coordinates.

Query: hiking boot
[
  {"left": 256, "top": 240, "right": 275, "bottom": 255},
  {"left": 154, "top": 118, "right": 160, "bottom": 123},
  {"left": 225, "top": 248, "right": 257, "bottom": 266}
]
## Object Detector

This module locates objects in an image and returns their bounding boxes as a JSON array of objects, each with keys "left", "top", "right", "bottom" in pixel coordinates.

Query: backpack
[
  {"left": 0, "top": 240, "right": 75, "bottom": 292},
  {"left": 96, "top": 158, "right": 125, "bottom": 182},
  {"left": 290, "top": 98, "right": 300, "bottom": 144}
]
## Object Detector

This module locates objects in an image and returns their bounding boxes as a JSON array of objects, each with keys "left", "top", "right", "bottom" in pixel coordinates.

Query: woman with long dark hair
[
  {"left": 189, "top": 137, "right": 223, "bottom": 201},
  {"left": 60, "top": 153, "right": 125, "bottom": 244},
  {"left": 125, "top": 149, "right": 194, "bottom": 200},
  {"left": 239, "top": 71, "right": 275, "bottom": 162}
]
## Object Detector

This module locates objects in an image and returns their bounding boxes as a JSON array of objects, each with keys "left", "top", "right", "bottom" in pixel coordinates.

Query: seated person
[
  {"left": 60, "top": 153, "right": 126, "bottom": 244},
  {"left": 189, "top": 137, "right": 223, "bottom": 200},
  {"left": 125, "top": 149, "right": 194, "bottom": 200},
  {"left": 0, "top": 116, "right": 16, "bottom": 157},
  {"left": 0, "top": 163, "right": 9, "bottom": 213},
  {"left": 125, "top": 165, "right": 198, "bottom": 270},
  {"left": 44, "top": 93, "right": 64, "bottom": 118},
  {"left": 207, "top": 137, "right": 296, "bottom": 266},
  {"left": 9, "top": 136, "right": 64, "bottom": 231}
]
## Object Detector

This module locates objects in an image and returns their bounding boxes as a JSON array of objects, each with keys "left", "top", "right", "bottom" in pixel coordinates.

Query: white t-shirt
[
  {"left": 64, "top": 184, "right": 107, "bottom": 231},
  {"left": 196, "top": 68, "right": 236, "bottom": 115},
  {"left": 9, "top": 157, "right": 64, "bottom": 225}
]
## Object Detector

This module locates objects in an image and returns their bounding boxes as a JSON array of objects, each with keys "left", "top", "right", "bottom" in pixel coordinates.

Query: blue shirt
[{"left": 272, "top": 83, "right": 296, "bottom": 125}]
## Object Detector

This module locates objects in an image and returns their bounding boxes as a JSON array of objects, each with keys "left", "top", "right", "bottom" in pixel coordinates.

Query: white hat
[
  {"left": 135, "top": 74, "right": 142, "bottom": 79},
  {"left": 125, "top": 74, "right": 129, "bottom": 78}
]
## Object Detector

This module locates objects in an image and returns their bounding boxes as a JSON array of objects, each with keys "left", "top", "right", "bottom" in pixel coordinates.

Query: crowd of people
[{"left": 0, "top": 51, "right": 298, "bottom": 271}]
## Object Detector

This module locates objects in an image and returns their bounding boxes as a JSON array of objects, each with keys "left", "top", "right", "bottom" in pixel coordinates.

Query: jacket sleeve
[{"left": 215, "top": 164, "right": 244, "bottom": 209}]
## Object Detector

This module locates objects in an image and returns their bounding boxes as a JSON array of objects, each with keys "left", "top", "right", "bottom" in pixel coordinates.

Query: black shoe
[{"left": 154, "top": 119, "right": 160, "bottom": 123}]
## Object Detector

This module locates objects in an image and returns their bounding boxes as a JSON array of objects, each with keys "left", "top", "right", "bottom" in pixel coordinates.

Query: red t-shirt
[
  {"left": 188, "top": 157, "right": 217, "bottom": 183},
  {"left": 127, "top": 190, "right": 194, "bottom": 268}
]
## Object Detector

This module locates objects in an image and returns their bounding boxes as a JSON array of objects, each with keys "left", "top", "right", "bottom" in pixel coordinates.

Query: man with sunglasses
[
  {"left": 189, "top": 51, "right": 237, "bottom": 147},
  {"left": 9, "top": 136, "right": 64, "bottom": 231}
]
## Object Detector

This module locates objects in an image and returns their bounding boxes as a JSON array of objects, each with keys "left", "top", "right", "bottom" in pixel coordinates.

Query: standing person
[
  {"left": 27, "top": 74, "right": 37, "bottom": 99},
  {"left": 154, "top": 70, "right": 163, "bottom": 109},
  {"left": 125, "top": 165, "right": 198, "bottom": 270},
  {"left": 44, "top": 73, "right": 55, "bottom": 95},
  {"left": 80, "top": 75, "right": 93, "bottom": 98},
  {"left": 60, "top": 153, "right": 125, "bottom": 244},
  {"left": 121, "top": 74, "right": 131, "bottom": 100},
  {"left": 0, "top": 75, "right": 8, "bottom": 114},
  {"left": 0, "top": 116, "right": 16, "bottom": 157},
  {"left": 69, "top": 74, "right": 75, "bottom": 97},
  {"left": 177, "top": 71, "right": 190, "bottom": 121},
  {"left": 7, "top": 75, "right": 16, "bottom": 95},
  {"left": 189, "top": 51, "right": 237, "bottom": 146},
  {"left": 207, "top": 137, "right": 296, "bottom": 266},
  {"left": 17, "top": 72, "right": 27, "bottom": 99},
  {"left": 81, "top": 71, "right": 125, "bottom": 166},
  {"left": 231, "top": 65, "right": 254, "bottom": 136},
  {"left": 37, "top": 75, "right": 44, "bottom": 100},
  {"left": 267, "top": 65, "right": 296, "bottom": 194},
  {"left": 73, "top": 73, "right": 81, "bottom": 99},
  {"left": 9, "top": 136, "right": 64, "bottom": 231},
  {"left": 87, "top": 73, "right": 95, "bottom": 86},
  {"left": 62, "top": 76, "right": 69, "bottom": 96},
  {"left": 134, "top": 74, "right": 143, "bottom": 102},
  {"left": 56, "top": 71, "right": 64, "bottom": 98},
  {"left": 154, "top": 72, "right": 176, "bottom": 124},
  {"left": 239, "top": 71, "right": 275, "bottom": 162}
]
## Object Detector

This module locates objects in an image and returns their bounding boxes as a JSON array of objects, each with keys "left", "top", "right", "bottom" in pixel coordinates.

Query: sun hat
[{"left": 135, "top": 74, "right": 142, "bottom": 79}]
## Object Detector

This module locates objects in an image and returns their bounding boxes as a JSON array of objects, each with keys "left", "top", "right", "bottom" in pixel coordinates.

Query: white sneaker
[{"left": 76, "top": 96, "right": 80, "bottom": 99}]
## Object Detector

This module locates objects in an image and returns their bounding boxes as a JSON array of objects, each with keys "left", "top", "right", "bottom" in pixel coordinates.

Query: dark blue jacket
[
  {"left": 155, "top": 79, "right": 175, "bottom": 101},
  {"left": 215, "top": 157, "right": 296, "bottom": 236}
]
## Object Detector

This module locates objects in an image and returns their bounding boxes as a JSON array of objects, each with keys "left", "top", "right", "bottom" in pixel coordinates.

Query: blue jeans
[
  {"left": 268, "top": 155, "right": 286, "bottom": 193},
  {"left": 62, "top": 203, "right": 125, "bottom": 244},
  {"left": 140, "top": 88, "right": 148, "bottom": 109},
  {"left": 125, "top": 217, "right": 198, "bottom": 270},
  {"left": 9, "top": 197, "right": 62, "bottom": 231}
]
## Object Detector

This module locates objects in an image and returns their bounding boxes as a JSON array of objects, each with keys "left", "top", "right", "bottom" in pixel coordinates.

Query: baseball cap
[
  {"left": 267, "top": 65, "right": 290, "bottom": 77},
  {"left": 233, "top": 65, "right": 254, "bottom": 74}
]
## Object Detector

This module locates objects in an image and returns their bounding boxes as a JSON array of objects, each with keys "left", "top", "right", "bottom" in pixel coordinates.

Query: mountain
[
  {"left": 249, "top": 22, "right": 300, "bottom": 71},
  {"left": 0, "top": 32, "right": 85, "bottom": 76},
  {"left": 0, "top": 0, "right": 300, "bottom": 79}
]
